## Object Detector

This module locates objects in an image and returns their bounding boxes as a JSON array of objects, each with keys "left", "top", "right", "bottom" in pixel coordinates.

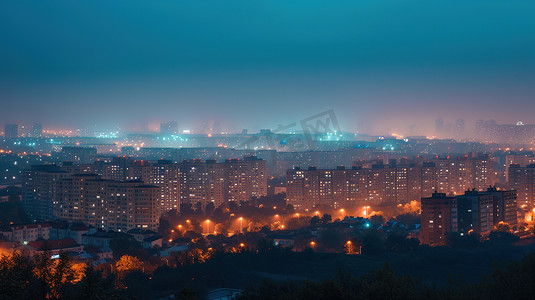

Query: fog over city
[{"left": 2, "top": 1, "right": 534, "bottom": 136}]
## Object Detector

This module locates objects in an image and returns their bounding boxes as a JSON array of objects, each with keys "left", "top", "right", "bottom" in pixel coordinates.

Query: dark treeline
[
  {"left": 102, "top": 236, "right": 535, "bottom": 299},
  {"left": 1, "top": 240, "right": 534, "bottom": 299},
  {"left": 237, "top": 252, "right": 535, "bottom": 300},
  {"left": 0, "top": 251, "right": 120, "bottom": 300}
]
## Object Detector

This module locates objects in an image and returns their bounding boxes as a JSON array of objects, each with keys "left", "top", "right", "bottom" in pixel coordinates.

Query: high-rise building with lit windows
[
  {"left": 22, "top": 165, "right": 71, "bottom": 221},
  {"left": 179, "top": 157, "right": 267, "bottom": 210},
  {"left": 484, "top": 187, "right": 517, "bottom": 227},
  {"left": 104, "top": 181, "right": 160, "bottom": 232},
  {"left": 286, "top": 154, "right": 495, "bottom": 211},
  {"left": 471, "top": 153, "right": 493, "bottom": 191},
  {"left": 126, "top": 160, "right": 181, "bottom": 213},
  {"left": 286, "top": 167, "right": 306, "bottom": 209},
  {"left": 508, "top": 163, "right": 535, "bottom": 207},
  {"left": 55, "top": 174, "right": 101, "bottom": 223},
  {"left": 420, "top": 192, "right": 454, "bottom": 246},
  {"left": 420, "top": 162, "right": 436, "bottom": 198},
  {"left": 420, "top": 188, "right": 516, "bottom": 246},
  {"left": 452, "top": 190, "right": 494, "bottom": 236},
  {"left": 347, "top": 166, "right": 368, "bottom": 208},
  {"left": 55, "top": 175, "right": 160, "bottom": 231},
  {"left": 243, "top": 156, "right": 268, "bottom": 199},
  {"left": 505, "top": 154, "right": 535, "bottom": 182},
  {"left": 102, "top": 156, "right": 134, "bottom": 181},
  {"left": 179, "top": 159, "right": 226, "bottom": 209}
]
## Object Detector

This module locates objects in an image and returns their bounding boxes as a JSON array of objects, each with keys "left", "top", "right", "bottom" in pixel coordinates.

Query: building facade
[
  {"left": 420, "top": 188, "right": 517, "bottom": 246},
  {"left": 420, "top": 192, "right": 454, "bottom": 245},
  {"left": 286, "top": 155, "right": 494, "bottom": 211}
]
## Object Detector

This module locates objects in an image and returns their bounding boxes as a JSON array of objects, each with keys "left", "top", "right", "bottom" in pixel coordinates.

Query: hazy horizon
[{"left": 1, "top": 1, "right": 534, "bottom": 136}]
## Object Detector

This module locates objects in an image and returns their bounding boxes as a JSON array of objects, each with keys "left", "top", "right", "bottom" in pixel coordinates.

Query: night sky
[{"left": 1, "top": 1, "right": 534, "bottom": 135}]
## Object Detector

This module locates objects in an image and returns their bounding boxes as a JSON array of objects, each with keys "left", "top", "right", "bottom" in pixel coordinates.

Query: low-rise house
[
  {"left": 127, "top": 228, "right": 159, "bottom": 243},
  {"left": 0, "top": 222, "right": 95, "bottom": 245},
  {"left": 21, "top": 238, "right": 83, "bottom": 257},
  {"left": 82, "top": 231, "right": 125, "bottom": 249},
  {"left": 9, "top": 223, "right": 52, "bottom": 244},
  {"left": 51, "top": 222, "right": 95, "bottom": 244},
  {"left": 142, "top": 235, "right": 163, "bottom": 249}
]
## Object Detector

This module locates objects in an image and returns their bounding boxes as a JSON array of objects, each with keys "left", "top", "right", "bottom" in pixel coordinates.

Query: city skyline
[
  {"left": 5, "top": 116, "right": 535, "bottom": 139},
  {"left": 1, "top": 2, "right": 535, "bottom": 299}
]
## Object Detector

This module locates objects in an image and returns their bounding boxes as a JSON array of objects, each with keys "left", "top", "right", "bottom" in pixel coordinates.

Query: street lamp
[
  {"left": 205, "top": 220, "right": 210, "bottom": 235},
  {"left": 239, "top": 217, "right": 244, "bottom": 233},
  {"left": 346, "top": 240, "right": 352, "bottom": 254}
]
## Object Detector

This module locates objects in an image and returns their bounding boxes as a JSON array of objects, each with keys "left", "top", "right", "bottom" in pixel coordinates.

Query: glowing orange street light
[
  {"left": 310, "top": 241, "right": 316, "bottom": 248},
  {"left": 239, "top": 217, "right": 244, "bottom": 233},
  {"left": 186, "top": 219, "right": 191, "bottom": 224},
  {"left": 205, "top": 220, "right": 211, "bottom": 234},
  {"left": 168, "top": 239, "right": 172, "bottom": 243},
  {"left": 275, "top": 214, "right": 279, "bottom": 218},
  {"left": 240, "top": 243, "right": 245, "bottom": 247},
  {"left": 314, "top": 211, "right": 320, "bottom": 216},
  {"left": 177, "top": 225, "right": 182, "bottom": 229},
  {"left": 281, "top": 225, "right": 285, "bottom": 229},
  {"left": 295, "top": 213, "right": 300, "bottom": 218},
  {"left": 346, "top": 240, "right": 352, "bottom": 253}
]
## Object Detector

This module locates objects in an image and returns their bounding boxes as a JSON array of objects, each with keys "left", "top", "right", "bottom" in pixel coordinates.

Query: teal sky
[{"left": 1, "top": 1, "right": 534, "bottom": 135}]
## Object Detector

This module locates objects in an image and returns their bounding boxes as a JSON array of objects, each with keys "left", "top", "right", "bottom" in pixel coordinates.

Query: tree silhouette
[{"left": 321, "top": 214, "right": 332, "bottom": 224}]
